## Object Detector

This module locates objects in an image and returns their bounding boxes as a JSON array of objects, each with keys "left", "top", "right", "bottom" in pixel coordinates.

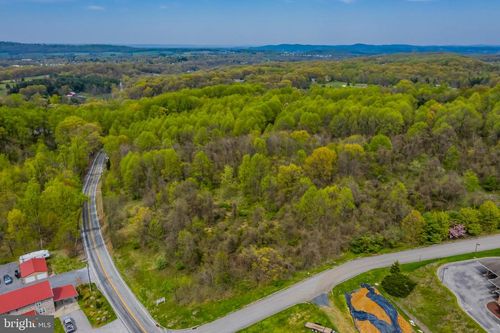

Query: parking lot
[
  {"left": 439, "top": 260, "right": 500, "bottom": 332},
  {"left": 60, "top": 310, "right": 125, "bottom": 333},
  {"left": 0, "top": 262, "right": 22, "bottom": 294}
]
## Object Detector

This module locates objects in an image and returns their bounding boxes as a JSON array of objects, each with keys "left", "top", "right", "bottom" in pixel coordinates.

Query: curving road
[
  {"left": 82, "top": 152, "right": 500, "bottom": 333},
  {"left": 82, "top": 151, "right": 162, "bottom": 333}
]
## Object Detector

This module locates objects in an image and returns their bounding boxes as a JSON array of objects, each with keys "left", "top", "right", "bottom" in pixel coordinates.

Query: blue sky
[{"left": 0, "top": 0, "right": 498, "bottom": 46}]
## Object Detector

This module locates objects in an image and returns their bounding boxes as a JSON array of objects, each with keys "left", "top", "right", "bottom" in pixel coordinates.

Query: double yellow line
[{"left": 85, "top": 157, "right": 148, "bottom": 333}]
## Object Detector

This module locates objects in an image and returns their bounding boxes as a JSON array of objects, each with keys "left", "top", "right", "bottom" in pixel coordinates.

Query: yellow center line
[{"left": 86, "top": 164, "right": 148, "bottom": 333}]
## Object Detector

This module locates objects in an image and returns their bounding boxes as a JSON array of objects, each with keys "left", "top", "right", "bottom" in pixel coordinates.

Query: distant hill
[
  {"left": 248, "top": 44, "right": 500, "bottom": 55},
  {"left": 2, "top": 41, "right": 499, "bottom": 58},
  {"left": 0, "top": 41, "right": 140, "bottom": 55}
]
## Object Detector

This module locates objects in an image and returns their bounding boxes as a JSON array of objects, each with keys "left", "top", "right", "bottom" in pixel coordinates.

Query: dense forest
[{"left": 0, "top": 55, "right": 499, "bottom": 308}]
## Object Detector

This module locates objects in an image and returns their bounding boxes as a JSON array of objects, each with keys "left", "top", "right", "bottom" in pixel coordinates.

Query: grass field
[
  {"left": 0, "top": 82, "right": 8, "bottom": 96},
  {"left": 238, "top": 303, "right": 335, "bottom": 333},
  {"left": 77, "top": 283, "right": 117, "bottom": 328}
]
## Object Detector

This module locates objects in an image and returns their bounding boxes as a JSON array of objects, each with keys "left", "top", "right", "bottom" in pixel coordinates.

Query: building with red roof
[
  {"left": 0, "top": 280, "right": 79, "bottom": 316},
  {"left": 0, "top": 281, "right": 54, "bottom": 315},
  {"left": 19, "top": 257, "right": 48, "bottom": 284},
  {"left": 52, "top": 285, "right": 78, "bottom": 302}
]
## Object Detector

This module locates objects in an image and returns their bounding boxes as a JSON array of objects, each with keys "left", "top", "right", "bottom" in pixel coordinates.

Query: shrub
[
  {"left": 350, "top": 234, "right": 385, "bottom": 254},
  {"left": 155, "top": 255, "right": 168, "bottom": 271},
  {"left": 382, "top": 262, "right": 416, "bottom": 298},
  {"left": 449, "top": 224, "right": 466, "bottom": 239}
]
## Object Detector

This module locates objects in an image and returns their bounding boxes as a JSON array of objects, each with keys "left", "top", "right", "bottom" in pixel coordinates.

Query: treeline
[
  {"left": 0, "top": 102, "right": 102, "bottom": 260},
  {"left": 124, "top": 54, "right": 499, "bottom": 98},
  {"left": 8, "top": 74, "right": 119, "bottom": 97}
]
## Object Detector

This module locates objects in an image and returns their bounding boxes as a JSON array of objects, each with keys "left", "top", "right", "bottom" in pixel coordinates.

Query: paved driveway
[
  {"left": 439, "top": 259, "right": 500, "bottom": 333},
  {"left": 50, "top": 268, "right": 89, "bottom": 288},
  {"left": 60, "top": 309, "right": 126, "bottom": 333}
]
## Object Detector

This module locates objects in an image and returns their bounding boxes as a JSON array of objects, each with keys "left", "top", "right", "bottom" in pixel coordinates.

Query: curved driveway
[{"left": 82, "top": 152, "right": 500, "bottom": 333}]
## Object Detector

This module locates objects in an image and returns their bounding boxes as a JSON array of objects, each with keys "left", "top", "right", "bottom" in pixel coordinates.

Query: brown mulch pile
[{"left": 486, "top": 302, "right": 500, "bottom": 319}]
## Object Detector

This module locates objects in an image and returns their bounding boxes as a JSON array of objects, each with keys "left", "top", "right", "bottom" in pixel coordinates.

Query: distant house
[
  {"left": 20, "top": 258, "right": 48, "bottom": 284},
  {"left": 0, "top": 280, "right": 78, "bottom": 316}
]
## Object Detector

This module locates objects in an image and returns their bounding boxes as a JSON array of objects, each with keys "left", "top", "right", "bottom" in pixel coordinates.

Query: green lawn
[
  {"left": 77, "top": 283, "right": 117, "bottom": 328},
  {"left": 238, "top": 303, "right": 335, "bottom": 333},
  {"left": 329, "top": 249, "right": 500, "bottom": 333}
]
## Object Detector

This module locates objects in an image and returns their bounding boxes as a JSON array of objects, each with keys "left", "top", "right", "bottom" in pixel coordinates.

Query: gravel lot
[{"left": 439, "top": 259, "right": 500, "bottom": 333}]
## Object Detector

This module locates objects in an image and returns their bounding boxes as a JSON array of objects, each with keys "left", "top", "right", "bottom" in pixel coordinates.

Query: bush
[
  {"left": 382, "top": 272, "right": 416, "bottom": 298},
  {"left": 350, "top": 234, "right": 385, "bottom": 254},
  {"left": 155, "top": 255, "right": 168, "bottom": 271},
  {"left": 449, "top": 224, "right": 466, "bottom": 239}
]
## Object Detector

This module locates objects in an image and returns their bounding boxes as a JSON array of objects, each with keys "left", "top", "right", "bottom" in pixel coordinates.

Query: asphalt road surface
[
  {"left": 49, "top": 268, "right": 89, "bottom": 288},
  {"left": 82, "top": 152, "right": 161, "bottom": 333},
  {"left": 82, "top": 152, "right": 500, "bottom": 333}
]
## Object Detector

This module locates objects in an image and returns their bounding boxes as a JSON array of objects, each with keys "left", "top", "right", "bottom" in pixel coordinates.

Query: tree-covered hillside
[{"left": 0, "top": 56, "right": 498, "bottom": 323}]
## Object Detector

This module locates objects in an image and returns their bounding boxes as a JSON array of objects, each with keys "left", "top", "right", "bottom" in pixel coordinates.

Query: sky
[{"left": 0, "top": 0, "right": 499, "bottom": 46}]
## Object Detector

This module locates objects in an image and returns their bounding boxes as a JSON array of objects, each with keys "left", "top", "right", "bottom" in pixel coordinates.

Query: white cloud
[
  {"left": 87, "top": 5, "right": 104, "bottom": 11},
  {"left": 338, "top": 0, "right": 355, "bottom": 4}
]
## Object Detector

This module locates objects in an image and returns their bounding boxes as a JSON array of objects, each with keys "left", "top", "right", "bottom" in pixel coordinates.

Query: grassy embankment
[
  {"left": 112, "top": 242, "right": 355, "bottom": 329},
  {"left": 77, "top": 283, "right": 117, "bottom": 327},
  {"left": 239, "top": 303, "right": 335, "bottom": 333}
]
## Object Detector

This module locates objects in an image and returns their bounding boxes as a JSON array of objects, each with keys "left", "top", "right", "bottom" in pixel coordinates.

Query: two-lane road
[
  {"left": 82, "top": 152, "right": 500, "bottom": 333},
  {"left": 82, "top": 152, "right": 161, "bottom": 333}
]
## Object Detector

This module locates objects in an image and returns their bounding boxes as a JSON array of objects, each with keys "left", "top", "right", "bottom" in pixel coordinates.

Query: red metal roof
[
  {"left": 52, "top": 285, "right": 78, "bottom": 302},
  {"left": 21, "top": 310, "right": 37, "bottom": 316},
  {"left": 20, "top": 258, "right": 48, "bottom": 278},
  {"left": 0, "top": 281, "right": 53, "bottom": 314}
]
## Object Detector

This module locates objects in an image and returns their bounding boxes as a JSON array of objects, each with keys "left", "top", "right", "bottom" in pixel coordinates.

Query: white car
[{"left": 62, "top": 317, "right": 76, "bottom": 333}]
